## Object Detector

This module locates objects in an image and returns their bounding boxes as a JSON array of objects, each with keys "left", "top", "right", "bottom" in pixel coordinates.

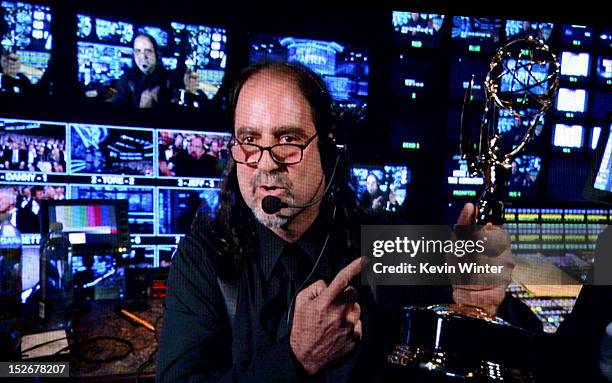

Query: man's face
[
  {"left": 234, "top": 70, "right": 324, "bottom": 229},
  {"left": 133, "top": 35, "right": 157, "bottom": 75},
  {"left": 1, "top": 51, "right": 20, "bottom": 77},
  {"left": 188, "top": 138, "right": 205, "bottom": 160},
  {"left": 366, "top": 175, "right": 379, "bottom": 195},
  {"left": 11, "top": 142, "right": 18, "bottom": 150},
  {"left": 34, "top": 189, "right": 44, "bottom": 202},
  {"left": 23, "top": 188, "right": 30, "bottom": 199}
]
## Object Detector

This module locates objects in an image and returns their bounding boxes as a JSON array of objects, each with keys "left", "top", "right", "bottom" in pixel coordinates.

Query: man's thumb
[{"left": 457, "top": 203, "right": 477, "bottom": 225}]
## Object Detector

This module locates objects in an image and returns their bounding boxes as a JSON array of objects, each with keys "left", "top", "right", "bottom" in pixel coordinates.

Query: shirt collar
[{"left": 255, "top": 218, "right": 325, "bottom": 282}]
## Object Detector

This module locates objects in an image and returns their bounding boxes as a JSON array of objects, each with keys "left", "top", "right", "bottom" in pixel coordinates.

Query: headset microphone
[{"left": 260, "top": 148, "right": 342, "bottom": 215}]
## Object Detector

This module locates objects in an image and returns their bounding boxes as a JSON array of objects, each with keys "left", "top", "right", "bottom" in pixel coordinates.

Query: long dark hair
[{"left": 202, "top": 61, "right": 361, "bottom": 276}]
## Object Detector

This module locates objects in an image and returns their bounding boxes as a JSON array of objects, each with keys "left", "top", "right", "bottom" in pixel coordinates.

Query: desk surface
[
  {"left": 3, "top": 298, "right": 164, "bottom": 382},
  {"left": 70, "top": 299, "right": 164, "bottom": 380}
]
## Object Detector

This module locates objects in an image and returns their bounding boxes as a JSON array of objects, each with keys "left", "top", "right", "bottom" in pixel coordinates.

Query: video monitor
[
  {"left": 69, "top": 123, "right": 154, "bottom": 177},
  {"left": 589, "top": 91, "right": 611, "bottom": 120},
  {"left": 499, "top": 58, "right": 550, "bottom": 98},
  {"left": 158, "top": 130, "right": 230, "bottom": 179},
  {"left": 0, "top": 1, "right": 52, "bottom": 95},
  {"left": 391, "top": 11, "right": 446, "bottom": 48},
  {"left": 555, "top": 87, "right": 588, "bottom": 116},
  {"left": 505, "top": 20, "right": 554, "bottom": 42},
  {"left": 249, "top": 34, "right": 369, "bottom": 112},
  {"left": 390, "top": 53, "right": 442, "bottom": 103},
  {"left": 560, "top": 51, "right": 591, "bottom": 80},
  {"left": 552, "top": 123, "right": 585, "bottom": 152},
  {"left": 71, "top": 185, "right": 154, "bottom": 235},
  {"left": 76, "top": 13, "right": 227, "bottom": 109},
  {"left": 39, "top": 199, "right": 130, "bottom": 255},
  {"left": 122, "top": 245, "right": 156, "bottom": 268},
  {"left": 0, "top": 118, "right": 66, "bottom": 173},
  {"left": 449, "top": 55, "right": 488, "bottom": 101},
  {"left": 72, "top": 254, "right": 124, "bottom": 300},
  {"left": 507, "top": 154, "right": 542, "bottom": 198},
  {"left": 497, "top": 108, "right": 545, "bottom": 151},
  {"left": 158, "top": 187, "right": 220, "bottom": 235},
  {"left": 351, "top": 164, "right": 410, "bottom": 214},
  {"left": 591, "top": 126, "right": 602, "bottom": 150},
  {"left": 451, "top": 16, "right": 502, "bottom": 53},
  {"left": 445, "top": 154, "right": 483, "bottom": 199},
  {"left": 595, "top": 56, "right": 611, "bottom": 85},
  {"left": 560, "top": 24, "right": 594, "bottom": 47},
  {"left": 159, "top": 245, "right": 176, "bottom": 267},
  {"left": 599, "top": 27, "right": 612, "bottom": 48},
  {"left": 593, "top": 124, "right": 612, "bottom": 194},
  {"left": 0, "top": 183, "right": 65, "bottom": 233}
]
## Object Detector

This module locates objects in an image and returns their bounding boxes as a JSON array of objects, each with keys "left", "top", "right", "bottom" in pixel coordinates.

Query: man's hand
[
  {"left": 139, "top": 86, "right": 160, "bottom": 108},
  {"left": 372, "top": 196, "right": 382, "bottom": 210},
  {"left": 452, "top": 203, "right": 515, "bottom": 316},
  {"left": 290, "top": 257, "right": 362, "bottom": 375}
]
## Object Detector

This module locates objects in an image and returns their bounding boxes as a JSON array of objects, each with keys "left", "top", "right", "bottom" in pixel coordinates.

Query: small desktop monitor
[
  {"left": 595, "top": 56, "right": 611, "bottom": 85},
  {"left": 599, "top": 27, "right": 612, "bottom": 49},
  {"left": 451, "top": 16, "right": 502, "bottom": 53},
  {"left": 555, "top": 87, "right": 588, "bottom": 116},
  {"left": 391, "top": 11, "right": 446, "bottom": 48},
  {"left": 552, "top": 123, "right": 585, "bottom": 152},
  {"left": 507, "top": 154, "right": 542, "bottom": 198},
  {"left": 248, "top": 34, "right": 369, "bottom": 112},
  {"left": 496, "top": 108, "right": 545, "bottom": 152},
  {"left": 560, "top": 51, "right": 591, "bottom": 80},
  {"left": 0, "top": 0, "right": 53, "bottom": 95},
  {"left": 76, "top": 12, "right": 227, "bottom": 108},
  {"left": 39, "top": 199, "right": 130, "bottom": 255},
  {"left": 505, "top": 20, "right": 554, "bottom": 42},
  {"left": 351, "top": 164, "right": 410, "bottom": 214},
  {"left": 560, "top": 24, "right": 594, "bottom": 47}
]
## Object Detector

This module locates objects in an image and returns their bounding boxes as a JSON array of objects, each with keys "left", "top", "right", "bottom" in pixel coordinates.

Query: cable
[{"left": 135, "top": 313, "right": 164, "bottom": 383}]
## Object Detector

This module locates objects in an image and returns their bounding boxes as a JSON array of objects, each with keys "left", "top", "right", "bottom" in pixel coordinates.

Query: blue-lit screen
[
  {"left": 391, "top": 11, "right": 445, "bottom": 48},
  {"left": 351, "top": 164, "right": 410, "bottom": 213},
  {"left": 158, "top": 188, "right": 220, "bottom": 235},
  {"left": 0, "top": 1, "right": 52, "bottom": 84},
  {"left": 505, "top": 20, "right": 554, "bottom": 41},
  {"left": 249, "top": 34, "right": 369, "bottom": 111},
  {"left": 451, "top": 16, "right": 502, "bottom": 52},
  {"left": 76, "top": 13, "right": 227, "bottom": 103}
]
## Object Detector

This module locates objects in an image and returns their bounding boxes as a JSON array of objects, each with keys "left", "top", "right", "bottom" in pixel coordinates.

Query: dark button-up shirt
[{"left": 157, "top": 217, "right": 453, "bottom": 382}]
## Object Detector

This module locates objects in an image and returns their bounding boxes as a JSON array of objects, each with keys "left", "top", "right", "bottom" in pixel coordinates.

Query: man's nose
[{"left": 257, "top": 149, "right": 281, "bottom": 172}]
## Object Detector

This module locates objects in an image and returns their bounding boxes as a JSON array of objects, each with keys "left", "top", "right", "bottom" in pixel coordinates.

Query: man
[
  {"left": 6, "top": 140, "right": 26, "bottom": 170},
  {"left": 0, "top": 48, "right": 32, "bottom": 95},
  {"left": 358, "top": 173, "right": 385, "bottom": 216},
  {"left": 174, "top": 136, "right": 219, "bottom": 178},
  {"left": 157, "top": 62, "right": 512, "bottom": 382},
  {"left": 113, "top": 34, "right": 199, "bottom": 109}
]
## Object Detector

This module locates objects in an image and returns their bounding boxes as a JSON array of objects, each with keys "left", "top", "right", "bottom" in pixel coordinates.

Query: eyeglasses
[{"left": 229, "top": 133, "right": 318, "bottom": 165}]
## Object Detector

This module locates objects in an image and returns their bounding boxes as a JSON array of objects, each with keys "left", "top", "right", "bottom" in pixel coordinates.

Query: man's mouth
[{"left": 256, "top": 185, "right": 287, "bottom": 196}]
